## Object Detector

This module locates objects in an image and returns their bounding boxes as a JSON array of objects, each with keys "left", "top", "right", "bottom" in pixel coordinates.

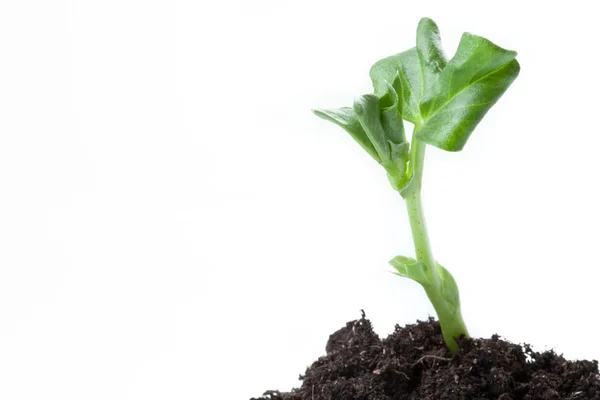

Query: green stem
[
  {"left": 405, "top": 139, "right": 438, "bottom": 286},
  {"left": 404, "top": 133, "right": 469, "bottom": 353}
]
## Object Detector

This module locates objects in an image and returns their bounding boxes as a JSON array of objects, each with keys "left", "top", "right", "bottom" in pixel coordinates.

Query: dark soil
[{"left": 251, "top": 312, "right": 600, "bottom": 400}]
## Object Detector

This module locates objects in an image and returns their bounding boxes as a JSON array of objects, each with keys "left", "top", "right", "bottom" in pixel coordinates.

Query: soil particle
[{"left": 251, "top": 314, "right": 600, "bottom": 400}]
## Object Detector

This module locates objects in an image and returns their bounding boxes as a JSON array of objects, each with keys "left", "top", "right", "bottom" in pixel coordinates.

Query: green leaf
[
  {"left": 312, "top": 80, "right": 410, "bottom": 192},
  {"left": 391, "top": 257, "right": 462, "bottom": 322},
  {"left": 370, "top": 18, "right": 519, "bottom": 151},
  {"left": 390, "top": 255, "right": 430, "bottom": 286},
  {"left": 436, "top": 262, "right": 461, "bottom": 314},
  {"left": 388, "top": 141, "right": 409, "bottom": 168},
  {"left": 370, "top": 48, "right": 422, "bottom": 124},
  {"left": 353, "top": 94, "right": 391, "bottom": 162},
  {"left": 312, "top": 107, "right": 381, "bottom": 162},
  {"left": 386, "top": 141, "right": 410, "bottom": 192},
  {"left": 417, "top": 33, "right": 520, "bottom": 151},
  {"left": 379, "top": 75, "right": 406, "bottom": 145},
  {"left": 416, "top": 18, "right": 447, "bottom": 101}
]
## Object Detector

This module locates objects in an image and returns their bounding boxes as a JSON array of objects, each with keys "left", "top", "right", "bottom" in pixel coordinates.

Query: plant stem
[
  {"left": 405, "top": 139, "right": 438, "bottom": 286},
  {"left": 403, "top": 132, "right": 469, "bottom": 353}
]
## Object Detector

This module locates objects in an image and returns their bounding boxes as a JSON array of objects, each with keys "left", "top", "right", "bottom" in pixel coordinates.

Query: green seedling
[{"left": 313, "top": 18, "right": 519, "bottom": 353}]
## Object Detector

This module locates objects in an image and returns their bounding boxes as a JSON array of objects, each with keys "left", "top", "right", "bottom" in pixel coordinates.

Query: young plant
[{"left": 313, "top": 18, "right": 519, "bottom": 353}]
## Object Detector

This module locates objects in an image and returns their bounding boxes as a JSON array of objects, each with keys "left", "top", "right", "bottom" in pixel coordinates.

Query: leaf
[
  {"left": 370, "top": 48, "right": 422, "bottom": 124},
  {"left": 370, "top": 18, "right": 519, "bottom": 151},
  {"left": 416, "top": 18, "right": 447, "bottom": 102},
  {"left": 390, "top": 255, "right": 430, "bottom": 286},
  {"left": 313, "top": 82, "right": 410, "bottom": 192},
  {"left": 391, "top": 257, "right": 462, "bottom": 319},
  {"left": 353, "top": 94, "right": 392, "bottom": 162},
  {"left": 312, "top": 107, "right": 381, "bottom": 162},
  {"left": 417, "top": 33, "right": 520, "bottom": 151},
  {"left": 436, "top": 262, "right": 461, "bottom": 314},
  {"left": 379, "top": 75, "right": 406, "bottom": 145},
  {"left": 386, "top": 141, "right": 410, "bottom": 192}
]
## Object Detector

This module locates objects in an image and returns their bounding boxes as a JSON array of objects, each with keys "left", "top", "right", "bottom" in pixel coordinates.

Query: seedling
[{"left": 313, "top": 18, "right": 519, "bottom": 353}]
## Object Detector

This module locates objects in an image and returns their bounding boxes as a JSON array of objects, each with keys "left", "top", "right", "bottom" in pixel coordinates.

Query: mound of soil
[{"left": 251, "top": 312, "right": 600, "bottom": 399}]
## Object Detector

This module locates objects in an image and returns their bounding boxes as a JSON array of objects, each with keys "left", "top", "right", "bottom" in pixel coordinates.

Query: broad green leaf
[
  {"left": 390, "top": 255, "right": 430, "bottom": 286},
  {"left": 312, "top": 107, "right": 381, "bottom": 162},
  {"left": 370, "top": 18, "right": 519, "bottom": 151},
  {"left": 417, "top": 33, "right": 520, "bottom": 151}
]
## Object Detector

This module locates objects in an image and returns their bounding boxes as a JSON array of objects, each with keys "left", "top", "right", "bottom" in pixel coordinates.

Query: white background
[{"left": 1, "top": 1, "right": 599, "bottom": 399}]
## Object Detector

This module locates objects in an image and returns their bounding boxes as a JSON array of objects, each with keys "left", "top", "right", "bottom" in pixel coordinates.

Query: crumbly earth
[{"left": 251, "top": 313, "right": 600, "bottom": 400}]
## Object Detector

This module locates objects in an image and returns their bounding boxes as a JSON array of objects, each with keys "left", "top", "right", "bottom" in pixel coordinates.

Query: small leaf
[
  {"left": 379, "top": 75, "right": 406, "bottom": 145},
  {"left": 386, "top": 141, "right": 410, "bottom": 192},
  {"left": 390, "top": 255, "right": 430, "bottom": 286},
  {"left": 436, "top": 262, "right": 461, "bottom": 314},
  {"left": 353, "top": 94, "right": 391, "bottom": 162},
  {"left": 389, "top": 141, "right": 409, "bottom": 165},
  {"left": 391, "top": 257, "right": 462, "bottom": 315},
  {"left": 416, "top": 33, "right": 520, "bottom": 151},
  {"left": 416, "top": 17, "right": 447, "bottom": 102},
  {"left": 370, "top": 48, "right": 422, "bottom": 124},
  {"left": 313, "top": 107, "right": 381, "bottom": 162}
]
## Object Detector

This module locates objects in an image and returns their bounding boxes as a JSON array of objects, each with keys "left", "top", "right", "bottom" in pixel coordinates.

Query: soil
[{"left": 250, "top": 312, "right": 600, "bottom": 400}]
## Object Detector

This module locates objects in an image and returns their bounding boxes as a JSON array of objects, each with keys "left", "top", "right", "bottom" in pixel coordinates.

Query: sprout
[{"left": 313, "top": 18, "right": 519, "bottom": 353}]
